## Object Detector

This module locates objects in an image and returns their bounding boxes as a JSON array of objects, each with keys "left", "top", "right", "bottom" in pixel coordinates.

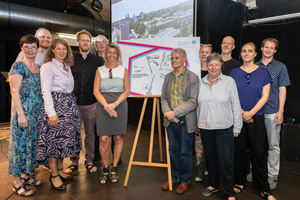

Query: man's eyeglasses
[
  {"left": 109, "top": 69, "right": 112, "bottom": 79},
  {"left": 38, "top": 35, "right": 52, "bottom": 40},
  {"left": 245, "top": 73, "right": 251, "bottom": 84},
  {"left": 23, "top": 46, "right": 38, "bottom": 50},
  {"left": 96, "top": 41, "right": 107, "bottom": 44},
  {"left": 79, "top": 39, "right": 91, "bottom": 43}
]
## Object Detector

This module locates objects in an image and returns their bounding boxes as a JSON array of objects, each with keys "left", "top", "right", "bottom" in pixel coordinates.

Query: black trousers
[
  {"left": 234, "top": 115, "right": 270, "bottom": 193},
  {"left": 201, "top": 126, "right": 235, "bottom": 197}
]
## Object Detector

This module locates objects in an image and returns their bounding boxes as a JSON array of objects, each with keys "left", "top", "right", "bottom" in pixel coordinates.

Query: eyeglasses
[
  {"left": 245, "top": 73, "right": 251, "bottom": 84},
  {"left": 109, "top": 69, "right": 112, "bottom": 79},
  {"left": 96, "top": 41, "right": 107, "bottom": 44},
  {"left": 22, "top": 46, "right": 38, "bottom": 50},
  {"left": 79, "top": 39, "right": 91, "bottom": 43},
  {"left": 38, "top": 35, "right": 52, "bottom": 40}
]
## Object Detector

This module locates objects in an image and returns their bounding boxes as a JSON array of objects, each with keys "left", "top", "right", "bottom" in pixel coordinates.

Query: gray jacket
[{"left": 161, "top": 68, "right": 199, "bottom": 133}]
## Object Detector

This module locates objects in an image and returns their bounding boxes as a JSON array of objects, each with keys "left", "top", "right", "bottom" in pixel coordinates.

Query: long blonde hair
[{"left": 45, "top": 38, "right": 74, "bottom": 66}]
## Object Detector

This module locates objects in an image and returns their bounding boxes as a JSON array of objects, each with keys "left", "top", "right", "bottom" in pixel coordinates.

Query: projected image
[{"left": 111, "top": 0, "right": 194, "bottom": 43}]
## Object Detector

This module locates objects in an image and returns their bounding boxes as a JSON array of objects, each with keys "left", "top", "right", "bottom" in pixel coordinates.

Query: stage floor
[{"left": 0, "top": 123, "right": 300, "bottom": 200}]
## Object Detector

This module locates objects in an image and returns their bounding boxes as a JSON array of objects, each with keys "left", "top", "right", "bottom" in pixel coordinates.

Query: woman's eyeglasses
[
  {"left": 245, "top": 73, "right": 251, "bottom": 84},
  {"left": 109, "top": 69, "right": 112, "bottom": 79}
]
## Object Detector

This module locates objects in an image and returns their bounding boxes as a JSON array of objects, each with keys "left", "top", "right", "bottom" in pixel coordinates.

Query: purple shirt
[
  {"left": 229, "top": 67, "right": 272, "bottom": 115},
  {"left": 40, "top": 58, "right": 74, "bottom": 117}
]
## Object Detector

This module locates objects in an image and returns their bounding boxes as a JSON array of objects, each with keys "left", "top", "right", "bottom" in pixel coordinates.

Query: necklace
[{"left": 207, "top": 77, "right": 218, "bottom": 82}]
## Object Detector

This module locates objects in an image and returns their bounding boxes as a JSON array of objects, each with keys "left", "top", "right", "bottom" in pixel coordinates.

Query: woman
[
  {"left": 36, "top": 38, "right": 82, "bottom": 191},
  {"left": 8, "top": 35, "right": 44, "bottom": 197},
  {"left": 93, "top": 43, "right": 130, "bottom": 184},
  {"left": 198, "top": 53, "right": 242, "bottom": 200},
  {"left": 195, "top": 44, "right": 212, "bottom": 182},
  {"left": 229, "top": 43, "right": 276, "bottom": 200}
]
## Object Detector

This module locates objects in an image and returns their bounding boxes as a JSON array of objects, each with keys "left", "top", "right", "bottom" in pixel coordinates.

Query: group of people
[
  {"left": 160, "top": 36, "right": 290, "bottom": 200},
  {"left": 8, "top": 28, "right": 129, "bottom": 196},
  {"left": 7, "top": 27, "right": 290, "bottom": 200}
]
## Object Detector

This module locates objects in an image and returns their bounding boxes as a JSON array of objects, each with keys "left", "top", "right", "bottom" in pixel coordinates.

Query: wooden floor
[{"left": 0, "top": 123, "right": 300, "bottom": 200}]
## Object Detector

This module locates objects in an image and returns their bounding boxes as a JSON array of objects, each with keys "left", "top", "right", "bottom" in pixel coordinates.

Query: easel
[{"left": 124, "top": 95, "right": 173, "bottom": 190}]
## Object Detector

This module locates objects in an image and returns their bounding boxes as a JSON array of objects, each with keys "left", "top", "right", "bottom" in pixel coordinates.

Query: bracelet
[{"left": 114, "top": 102, "right": 118, "bottom": 107}]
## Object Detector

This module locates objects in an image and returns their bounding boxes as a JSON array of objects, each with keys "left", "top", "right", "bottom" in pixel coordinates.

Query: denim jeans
[{"left": 167, "top": 116, "right": 195, "bottom": 184}]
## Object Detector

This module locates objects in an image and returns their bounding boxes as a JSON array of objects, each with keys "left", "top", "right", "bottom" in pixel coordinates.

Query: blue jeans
[{"left": 167, "top": 117, "right": 194, "bottom": 184}]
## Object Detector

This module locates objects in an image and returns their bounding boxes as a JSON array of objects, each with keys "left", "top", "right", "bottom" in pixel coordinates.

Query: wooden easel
[{"left": 124, "top": 95, "right": 173, "bottom": 190}]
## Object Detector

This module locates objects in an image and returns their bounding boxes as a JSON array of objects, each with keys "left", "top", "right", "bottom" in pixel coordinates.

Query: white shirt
[
  {"left": 40, "top": 58, "right": 74, "bottom": 117},
  {"left": 198, "top": 73, "right": 243, "bottom": 133}
]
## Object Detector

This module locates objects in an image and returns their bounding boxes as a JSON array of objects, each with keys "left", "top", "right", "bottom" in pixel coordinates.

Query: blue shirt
[
  {"left": 256, "top": 58, "right": 291, "bottom": 114},
  {"left": 229, "top": 67, "right": 272, "bottom": 115}
]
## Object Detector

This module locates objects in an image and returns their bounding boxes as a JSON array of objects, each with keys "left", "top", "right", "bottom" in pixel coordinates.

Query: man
[
  {"left": 255, "top": 38, "right": 291, "bottom": 190},
  {"left": 220, "top": 36, "right": 242, "bottom": 75},
  {"left": 15, "top": 28, "right": 52, "bottom": 66},
  {"left": 94, "top": 34, "right": 108, "bottom": 59},
  {"left": 65, "top": 29, "right": 104, "bottom": 174},
  {"left": 161, "top": 48, "right": 199, "bottom": 195}
]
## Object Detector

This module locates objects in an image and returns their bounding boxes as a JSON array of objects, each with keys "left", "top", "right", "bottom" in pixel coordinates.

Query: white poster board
[{"left": 117, "top": 37, "right": 200, "bottom": 96}]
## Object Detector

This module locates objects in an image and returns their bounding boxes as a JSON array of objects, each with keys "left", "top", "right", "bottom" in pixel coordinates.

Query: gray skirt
[{"left": 96, "top": 92, "right": 128, "bottom": 136}]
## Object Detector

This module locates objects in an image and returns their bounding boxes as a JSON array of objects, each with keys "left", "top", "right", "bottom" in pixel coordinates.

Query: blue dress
[{"left": 8, "top": 61, "right": 44, "bottom": 176}]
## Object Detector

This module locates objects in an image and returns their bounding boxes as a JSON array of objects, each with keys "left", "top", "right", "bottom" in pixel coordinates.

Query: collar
[
  {"left": 79, "top": 52, "right": 91, "bottom": 59},
  {"left": 203, "top": 72, "right": 224, "bottom": 83},
  {"left": 258, "top": 58, "right": 276, "bottom": 66},
  {"left": 52, "top": 58, "right": 68, "bottom": 69},
  {"left": 173, "top": 67, "right": 186, "bottom": 77}
]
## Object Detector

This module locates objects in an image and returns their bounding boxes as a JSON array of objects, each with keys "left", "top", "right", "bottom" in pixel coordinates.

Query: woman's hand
[
  {"left": 18, "top": 114, "right": 28, "bottom": 128},
  {"left": 104, "top": 103, "right": 117, "bottom": 113},
  {"left": 108, "top": 110, "right": 118, "bottom": 118},
  {"left": 242, "top": 111, "right": 253, "bottom": 123},
  {"left": 49, "top": 115, "right": 60, "bottom": 127}
]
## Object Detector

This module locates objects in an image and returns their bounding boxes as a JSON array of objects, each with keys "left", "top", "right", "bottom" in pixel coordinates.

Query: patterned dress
[
  {"left": 36, "top": 60, "right": 82, "bottom": 160},
  {"left": 8, "top": 61, "right": 44, "bottom": 176}
]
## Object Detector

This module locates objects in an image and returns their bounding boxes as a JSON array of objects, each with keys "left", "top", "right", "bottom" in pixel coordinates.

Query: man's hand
[
  {"left": 274, "top": 111, "right": 284, "bottom": 126},
  {"left": 164, "top": 111, "right": 176, "bottom": 121}
]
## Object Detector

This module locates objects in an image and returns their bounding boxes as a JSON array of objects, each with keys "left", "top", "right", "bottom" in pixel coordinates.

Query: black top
[
  {"left": 72, "top": 52, "right": 104, "bottom": 105},
  {"left": 201, "top": 70, "right": 208, "bottom": 78},
  {"left": 222, "top": 58, "right": 242, "bottom": 76}
]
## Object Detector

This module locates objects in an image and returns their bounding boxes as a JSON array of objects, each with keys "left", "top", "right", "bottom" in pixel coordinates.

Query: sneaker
[
  {"left": 195, "top": 161, "right": 206, "bottom": 182},
  {"left": 268, "top": 178, "right": 278, "bottom": 190},
  {"left": 247, "top": 169, "right": 252, "bottom": 182},
  {"left": 202, "top": 188, "right": 218, "bottom": 197}
]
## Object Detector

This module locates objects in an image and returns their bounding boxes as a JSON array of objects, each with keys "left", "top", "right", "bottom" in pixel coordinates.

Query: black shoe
[
  {"left": 49, "top": 174, "right": 66, "bottom": 191},
  {"left": 58, "top": 169, "right": 73, "bottom": 181}
]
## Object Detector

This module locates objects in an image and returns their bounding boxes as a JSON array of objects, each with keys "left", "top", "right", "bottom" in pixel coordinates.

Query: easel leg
[
  {"left": 124, "top": 98, "right": 148, "bottom": 186},
  {"left": 148, "top": 98, "right": 157, "bottom": 163},
  {"left": 156, "top": 98, "right": 163, "bottom": 162},
  {"left": 165, "top": 128, "right": 172, "bottom": 191}
]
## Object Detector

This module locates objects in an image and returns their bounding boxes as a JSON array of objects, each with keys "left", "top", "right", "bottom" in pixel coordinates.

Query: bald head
[{"left": 221, "top": 36, "right": 235, "bottom": 55}]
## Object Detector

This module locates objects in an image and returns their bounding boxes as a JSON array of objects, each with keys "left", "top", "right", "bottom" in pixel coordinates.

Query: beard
[
  {"left": 80, "top": 45, "right": 90, "bottom": 52},
  {"left": 222, "top": 50, "right": 231, "bottom": 54}
]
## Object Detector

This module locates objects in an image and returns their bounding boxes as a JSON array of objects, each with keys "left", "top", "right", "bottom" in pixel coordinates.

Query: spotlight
[{"left": 91, "top": 0, "right": 103, "bottom": 11}]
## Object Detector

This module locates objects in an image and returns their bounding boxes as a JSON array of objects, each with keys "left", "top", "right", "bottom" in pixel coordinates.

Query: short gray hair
[
  {"left": 206, "top": 53, "right": 224, "bottom": 69},
  {"left": 35, "top": 28, "right": 51, "bottom": 37},
  {"left": 171, "top": 48, "right": 186, "bottom": 59},
  {"left": 94, "top": 35, "right": 108, "bottom": 49}
]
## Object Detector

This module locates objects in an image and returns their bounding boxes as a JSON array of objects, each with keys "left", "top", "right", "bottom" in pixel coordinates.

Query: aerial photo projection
[{"left": 111, "top": 0, "right": 194, "bottom": 43}]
